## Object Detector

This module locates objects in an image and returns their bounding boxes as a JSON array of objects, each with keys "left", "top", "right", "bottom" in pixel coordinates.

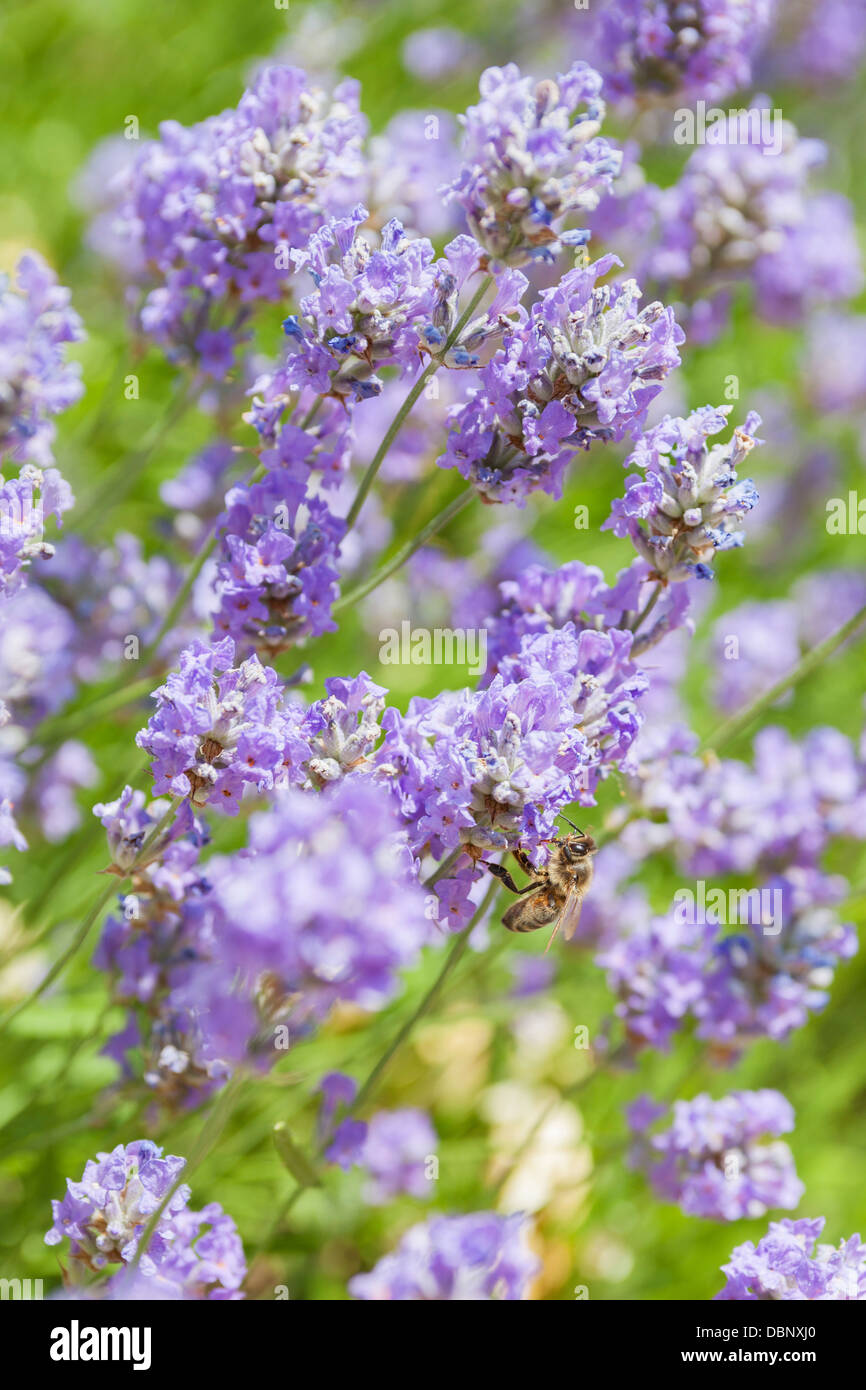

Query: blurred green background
[{"left": 1, "top": 0, "right": 865, "bottom": 1300}]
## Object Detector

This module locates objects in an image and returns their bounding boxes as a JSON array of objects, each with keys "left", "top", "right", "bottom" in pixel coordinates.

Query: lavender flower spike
[
  {"left": 445, "top": 61, "right": 621, "bottom": 266},
  {"left": 439, "top": 255, "right": 683, "bottom": 504},
  {"left": 604, "top": 406, "right": 761, "bottom": 580},
  {"left": 45, "top": 1140, "right": 246, "bottom": 1299},
  {"left": 349, "top": 1212, "right": 540, "bottom": 1300},
  {"left": 717, "top": 1219, "right": 866, "bottom": 1300},
  {"left": 629, "top": 1089, "right": 804, "bottom": 1222},
  {"left": 135, "top": 636, "right": 310, "bottom": 813},
  {"left": 597, "top": 1, "right": 775, "bottom": 106}
]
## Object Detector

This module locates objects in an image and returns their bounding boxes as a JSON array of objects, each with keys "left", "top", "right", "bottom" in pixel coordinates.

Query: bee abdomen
[{"left": 502, "top": 891, "right": 560, "bottom": 933}]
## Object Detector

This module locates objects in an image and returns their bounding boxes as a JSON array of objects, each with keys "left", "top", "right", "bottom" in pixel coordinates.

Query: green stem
[
  {"left": 422, "top": 847, "right": 463, "bottom": 888},
  {"left": 629, "top": 580, "right": 662, "bottom": 636},
  {"left": 488, "top": 1048, "right": 627, "bottom": 1200},
  {"left": 343, "top": 275, "right": 493, "bottom": 533},
  {"left": 0, "top": 799, "right": 177, "bottom": 1034},
  {"left": 703, "top": 601, "right": 866, "bottom": 755},
  {"left": 334, "top": 487, "right": 476, "bottom": 612},
  {"left": 36, "top": 462, "right": 266, "bottom": 757},
  {"left": 0, "top": 879, "right": 118, "bottom": 1037},
  {"left": 137, "top": 526, "right": 222, "bottom": 670},
  {"left": 352, "top": 890, "right": 493, "bottom": 1114},
  {"left": 258, "top": 879, "right": 500, "bottom": 1251},
  {"left": 23, "top": 755, "right": 150, "bottom": 932},
  {"left": 129, "top": 1072, "right": 247, "bottom": 1273},
  {"left": 76, "top": 380, "right": 199, "bottom": 538},
  {"left": 31, "top": 675, "right": 157, "bottom": 752}
]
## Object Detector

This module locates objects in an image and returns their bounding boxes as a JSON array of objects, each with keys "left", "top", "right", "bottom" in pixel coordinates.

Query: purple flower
[
  {"left": 756, "top": 0, "right": 866, "bottom": 89},
  {"left": 509, "top": 955, "right": 557, "bottom": 998},
  {"left": 32, "top": 740, "right": 98, "bottom": 843},
  {"left": 439, "top": 256, "right": 682, "bottom": 504},
  {"left": 176, "top": 779, "right": 431, "bottom": 1070},
  {"left": 803, "top": 311, "right": 866, "bottom": 414},
  {"left": 377, "top": 671, "right": 595, "bottom": 860},
  {"left": 794, "top": 569, "right": 866, "bottom": 651},
  {"left": 135, "top": 636, "right": 311, "bottom": 812},
  {"left": 101, "top": 65, "right": 367, "bottom": 364},
  {"left": 45, "top": 1140, "right": 190, "bottom": 1273},
  {"left": 432, "top": 870, "right": 483, "bottom": 931},
  {"left": 92, "top": 812, "right": 224, "bottom": 1106},
  {"left": 445, "top": 61, "right": 621, "bottom": 266},
  {"left": 244, "top": 381, "right": 355, "bottom": 488},
  {"left": 285, "top": 208, "right": 439, "bottom": 396},
  {"left": 367, "top": 110, "right": 462, "bottom": 241},
  {"left": 0, "top": 467, "right": 75, "bottom": 600},
  {"left": 629, "top": 1090, "right": 804, "bottom": 1221},
  {"left": 604, "top": 407, "right": 761, "bottom": 580},
  {"left": 695, "top": 868, "right": 857, "bottom": 1055},
  {"left": 317, "top": 1071, "right": 358, "bottom": 1132},
  {"left": 480, "top": 556, "right": 691, "bottom": 680},
  {"left": 213, "top": 473, "right": 343, "bottom": 659},
  {"left": 605, "top": 724, "right": 860, "bottom": 1058},
  {"left": 160, "top": 440, "right": 236, "bottom": 519},
  {"left": 752, "top": 192, "right": 863, "bottom": 324},
  {"left": 717, "top": 1218, "right": 866, "bottom": 1300},
  {"left": 45, "top": 1141, "right": 245, "bottom": 1298},
  {"left": 0, "top": 252, "right": 84, "bottom": 469},
  {"left": 598, "top": 908, "right": 710, "bottom": 1051},
  {"left": 301, "top": 671, "right": 387, "bottom": 787},
  {"left": 328, "top": 1108, "right": 438, "bottom": 1203},
  {"left": 325, "top": 1117, "right": 368, "bottom": 1169},
  {"left": 597, "top": 1, "right": 774, "bottom": 105},
  {"left": 0, "top": 582, "right": 77, "bottom": 721},
  {"left": 492, "top": 625, "right": 648, "bottom": 791},
  {"left": 130, "top": 1201, "right": 246, "bottom": 1300},
  {"left": 349, "top": 1212, "right": 540, "bottom": 1300},
  {"left": 40, "top": 531, "right": 188, "bottom": 681},
  {"left": 631, "top": 114, "right": 862, "bottom": 341},
  {"left": 623, "top": 724, "right": 866, "bottom": 878}
]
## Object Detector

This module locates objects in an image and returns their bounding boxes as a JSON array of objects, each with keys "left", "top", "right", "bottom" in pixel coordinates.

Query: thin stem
[
  {"left": 257, "top": 879, "right": 500, "bottom": 1251},
  {"left": 703, "top": 601, "right": 866, "bottom": 755},
  {"left": 0, "top": 799, "right": 177, "bottom": 1034},
  {"left": 76, "top": 380, "right": 199, "bottom": 538},
  {"left": 31, "top": 675, "right": 157, "bottom": 752},
  {"left": 0, "top": 879, "right": 118, "bottom": 1037},
  {"left": 488, "top": 1049, "right": 627, "bottom": 1200},
  {"left": 334, "top": 487, "right": 476, "bottom": 612},
  {"left": 137, "top": 526, "right": 221, "bottom": 670},
  {"left": 422, "top": 847, "right": 462, "bottom": 888},
  {"left": 74, "top": 349, "right": 135, "bottom": 448},
  {"left": 24, "top": 755, "right": 151, "bottom": 930},
  {"left": 343, "top": 275, "right": 493, "bottom": 533},
  {"left": 353, "top": 886, "right": 495, "bottom": 1113},
  {"left": 628, "top": 580, "right": 663, "bottom": 635},
  {"left": 300, "top": 396, "right": 324, "bottom": 431},
  {"left": 129, "top": 1072, "right": 247, "bottom": 1273}
]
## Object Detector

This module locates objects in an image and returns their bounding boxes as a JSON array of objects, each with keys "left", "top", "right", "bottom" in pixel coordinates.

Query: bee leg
[
  {"left": 512, "top": 848, "right": 535, "bottom": 877},
  {"left": 477, "top": 860, "right": 537, "bottom": 895}
]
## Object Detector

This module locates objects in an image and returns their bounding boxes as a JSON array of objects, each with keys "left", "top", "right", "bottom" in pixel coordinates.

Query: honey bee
[{"left": 477, "top": 818, "right": 597, "bottom": 952}]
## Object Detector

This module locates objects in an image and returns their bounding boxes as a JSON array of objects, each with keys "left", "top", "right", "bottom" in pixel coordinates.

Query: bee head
[{"left": 562, "top": 833, "right": 596, "bottom": 861}]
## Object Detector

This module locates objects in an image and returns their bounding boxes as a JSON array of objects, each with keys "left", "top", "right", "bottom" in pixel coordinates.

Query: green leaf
[{"left": 272, "top": 1123, "right": 321, "bottom": 1189}]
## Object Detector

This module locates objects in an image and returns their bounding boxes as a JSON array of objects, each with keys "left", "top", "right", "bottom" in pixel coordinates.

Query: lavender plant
[{"left": 2, "top": 1, "right": 866, "bottom": 1308}]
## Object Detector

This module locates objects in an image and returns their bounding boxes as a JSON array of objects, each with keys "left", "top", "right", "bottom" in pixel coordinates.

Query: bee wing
[{"left": 558, "top": 884, "right": 586, "bottom": 943}]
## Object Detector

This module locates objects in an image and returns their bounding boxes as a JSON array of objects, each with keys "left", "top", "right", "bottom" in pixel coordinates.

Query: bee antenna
[{"left": 559, "top": 815, "right": 583, "bottom": 834}]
